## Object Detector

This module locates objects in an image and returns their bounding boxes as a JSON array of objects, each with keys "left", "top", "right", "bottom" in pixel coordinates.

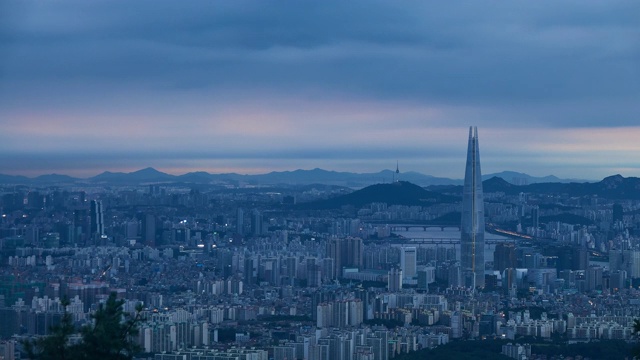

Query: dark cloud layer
[
  {"left": 3, "top": 1, "right": 637, "bottom": 106},
  {"left": 0, "top": 1, "right": 639, "bottom": 178}
]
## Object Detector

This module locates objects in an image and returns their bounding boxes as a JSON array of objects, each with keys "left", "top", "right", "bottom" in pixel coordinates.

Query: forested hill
[{"left": 298, "top": 181, "right": 457, "bottom": 209}]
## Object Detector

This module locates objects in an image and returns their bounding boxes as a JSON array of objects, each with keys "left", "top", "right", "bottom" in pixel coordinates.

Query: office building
[
  {"left": 494, "top": 243, "right": 516, "bottom": 273},
  {"left": 400, "top": 247, "right": 417, "bottom": 279}
]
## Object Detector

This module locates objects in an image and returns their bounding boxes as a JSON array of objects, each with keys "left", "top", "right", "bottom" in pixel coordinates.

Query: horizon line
[{"left": 0, "top": 166, "right": 605, "bottom": 182}]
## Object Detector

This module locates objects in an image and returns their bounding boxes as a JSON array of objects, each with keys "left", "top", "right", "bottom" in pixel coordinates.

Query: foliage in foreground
[
  {"left": 24, "top": 292, "right": 143, "bottom": 360},
  {"left": 394, "top": 338, "right": 634, "bottom": 360},
  {"left": 393, "top": 340, "right": 511, "bottom": 360},
  {"left": 531, "top": 339, "right": 631, "bottom": 359}
]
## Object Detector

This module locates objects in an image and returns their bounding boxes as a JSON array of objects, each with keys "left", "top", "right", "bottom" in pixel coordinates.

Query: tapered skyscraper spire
[{"left": 461, "top": 126, "right": 485, "bottom": 288}]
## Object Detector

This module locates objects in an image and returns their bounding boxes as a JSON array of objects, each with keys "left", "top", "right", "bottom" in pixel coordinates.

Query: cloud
[
  {"left": 0, "top": 0, "right": 638, "bottom": 178},
  {"left": 3, "top": 1, "right": 637, "bottom": 105}
]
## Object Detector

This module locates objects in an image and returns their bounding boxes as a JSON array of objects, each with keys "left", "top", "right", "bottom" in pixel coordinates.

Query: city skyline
[{"left": 1, "top": 1, "right": 639, "bottom": 179}]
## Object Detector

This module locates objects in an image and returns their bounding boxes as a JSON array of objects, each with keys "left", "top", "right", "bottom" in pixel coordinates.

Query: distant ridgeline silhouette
[
  {"left": 426, "top": 175, "right": 640, "bottom": 200},
  {"left": 296, "top": 181, "right": 458, "bottom": 210},
  {"left": 1, "top": 168, "right": 640, "bottom": 199},
  {"left": 0, "top": 167, "right": 458, "bottom": 186}
]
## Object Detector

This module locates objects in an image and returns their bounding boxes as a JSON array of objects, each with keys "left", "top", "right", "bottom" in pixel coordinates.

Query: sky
[{"left": 1, "top": 1, "right": 639, "bottom": 180}]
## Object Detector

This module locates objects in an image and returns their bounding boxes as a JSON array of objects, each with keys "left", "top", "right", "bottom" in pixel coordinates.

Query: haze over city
[{"left": 1, "top": 1, "right": 639, "bottom": 179}]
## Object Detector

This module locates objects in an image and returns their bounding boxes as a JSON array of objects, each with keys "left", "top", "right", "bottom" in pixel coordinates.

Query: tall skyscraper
[
  {"left": 461, "top": 126, "right": 485, "bottom": 288},
  {"left": 89, "top": 200, "right": 104, "bottom": 236}
]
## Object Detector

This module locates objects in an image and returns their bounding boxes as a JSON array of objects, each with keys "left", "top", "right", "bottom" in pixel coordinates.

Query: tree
[
  {"left": 23, "top": 293, "right": 143, "bottom": 360},
  {"left": 633, "top": 319, "right": 640, "bottom": 358},
  {"left": 74, "top": 292, "right": 143, "bottom": 360},
  {"left": 23, "top": 298, "right": 76, "bottom": 360}
]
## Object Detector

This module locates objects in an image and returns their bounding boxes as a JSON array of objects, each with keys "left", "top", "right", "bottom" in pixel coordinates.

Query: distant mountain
[
  {"left": 432, "top": 174, "right": 640, "bottom": 200},
  {"left": 560, "top": 174, "right": 640, "bottom": 199},
  {"left": 298, "top": 181, "right": 458, "bottom": 209},
  {"left": 483, "top": 171, "right": 587, "bottom": 184},
  {"left": 83, "top": 167, "right": 462, "bottom": 187},
  {"left": 89, "top": 171, "right": 128, "bottom": 183},
  {"left": 33, "top": 174, "right": 79, "bottom": 183},
  {"left": 482, "top": 177, "right": 518, "bottom": 193},
  {"left": 0, "top": 167, "right": 598, "bottom": 187},
  {"left": 89, "top": 167, "right": 176, "bottom": 183},
  {"left": 395, "top": 171, "right": 461, "bottom": 186},
  {"left": 244, "top": 168, "right": 461, "bottom": 187},
  {"left": 176, "top": 171, "right": 217, "bottom": 183},
  {"left": 124, "top": 167, "right": 177, "bottom": 182},
  {"left": 247, "top": 168, "right": 359, "bottom": 185}
]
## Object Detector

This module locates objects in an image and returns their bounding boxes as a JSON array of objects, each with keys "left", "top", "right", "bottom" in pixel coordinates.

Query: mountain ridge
[{"left": 0, "top": 167, "right": 600, "bottom": 187}]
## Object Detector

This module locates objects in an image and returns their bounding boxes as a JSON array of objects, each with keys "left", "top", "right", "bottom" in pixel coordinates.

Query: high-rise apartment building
[
  {"left": 388, "top": 268, "right": 402, "bottom": 292},
  {"left": 236, "top": 208, "right": 244, "bottom": 235},
  {"left": 327, "top": 237, "right": 363, "bottom": 277},
  {"left": 531, "top": 206, "right": 540, "bottom": 238},
  {"left": 142, "top": 213, "right": 156, "bottom": 247},
  {"left": 461, "top": 126, "right": 485, "bottom": 288},
  {"left": 251, "top": 210, "right": 263, "bottom": 236}
]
